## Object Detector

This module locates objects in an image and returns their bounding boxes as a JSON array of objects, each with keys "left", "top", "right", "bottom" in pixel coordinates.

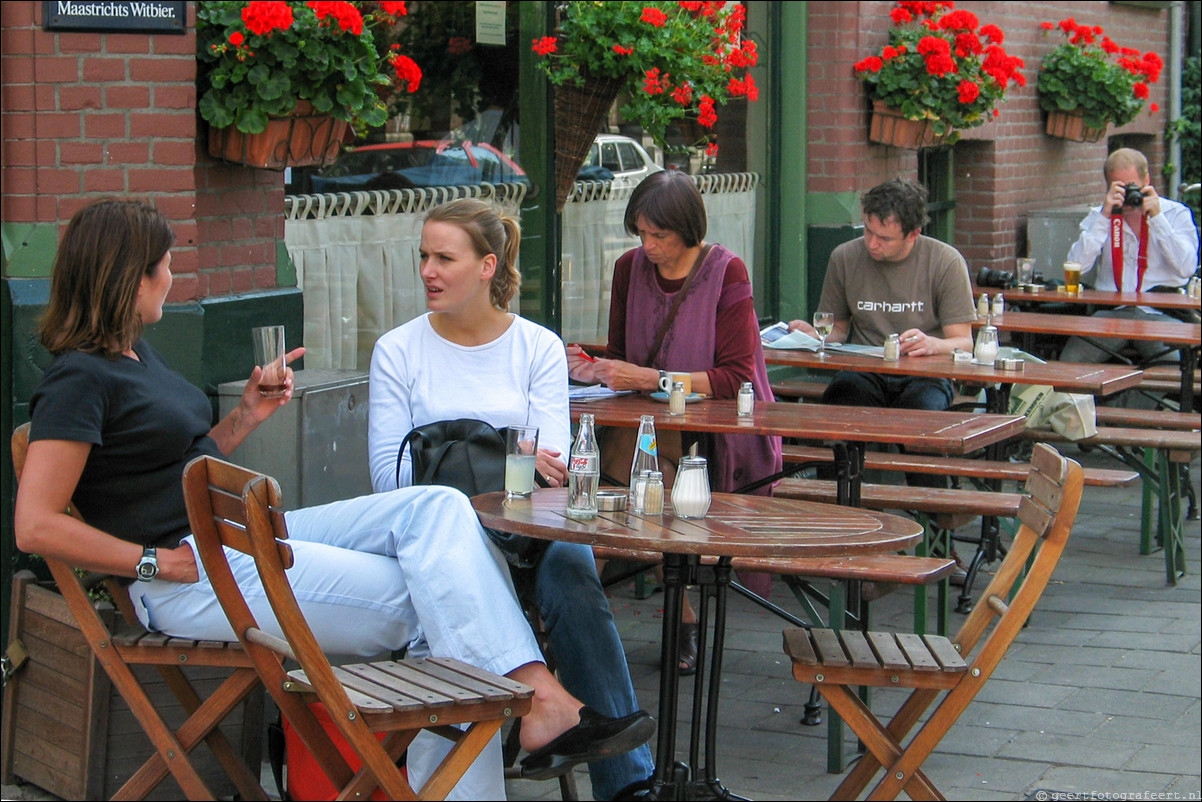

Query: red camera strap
[{"left": 1110, "top": 213, "right": 1149, "bottom": 292}]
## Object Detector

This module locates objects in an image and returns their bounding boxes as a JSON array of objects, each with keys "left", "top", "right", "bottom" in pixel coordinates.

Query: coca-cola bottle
[{"left": 567, "top": 413, "right": 600, "bottom": 519}]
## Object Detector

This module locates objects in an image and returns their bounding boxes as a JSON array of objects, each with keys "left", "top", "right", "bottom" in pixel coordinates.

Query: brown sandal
[{"left": 678, "top": 622, "right": 700, "bottom": 676}]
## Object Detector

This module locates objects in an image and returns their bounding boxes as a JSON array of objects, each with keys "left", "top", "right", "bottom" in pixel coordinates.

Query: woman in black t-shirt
[{"left": 14, "top": 199, "right": 653, "bottom": 791}]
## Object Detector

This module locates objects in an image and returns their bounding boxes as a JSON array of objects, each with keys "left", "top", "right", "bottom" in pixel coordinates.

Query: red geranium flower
[
  {"left": 531, "top": 36, "right": 557, "bottom": 56},
  {"left": 957, "top": 80, "right": 980, "bottom": 103},
  {"left": 242, "top": 0, "right": 293, "bottom": 36},
  {"left": 640, "top": 7, "right": 667, "bottom": 28}
]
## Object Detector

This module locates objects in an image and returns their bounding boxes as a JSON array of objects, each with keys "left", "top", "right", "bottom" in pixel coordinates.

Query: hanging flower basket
[
  {"left": 868, "top": 101, "right": 954, "bottom": 150},
  {"left": 207, "top": 101, "right": 349, "bottom": 171},
  {"left": 1044, "top": 109, "right": 1107, "bottom": 143},
  {"left": 552, "top": 74, "right": 624, "bottom": 211}
]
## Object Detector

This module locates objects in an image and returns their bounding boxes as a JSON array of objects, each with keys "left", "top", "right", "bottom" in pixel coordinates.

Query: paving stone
[
  {"left": 1057, "top": 687, "right": 1190, "bottom": 719},
  {"left": 998, "top": 731, "right": 1142, "bottom": 768},
  {"left": 1031, "top": 765, "right": 1176, "bottom": 795}
]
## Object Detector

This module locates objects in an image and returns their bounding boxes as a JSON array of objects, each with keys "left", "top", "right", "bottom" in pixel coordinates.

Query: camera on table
[{"left": 977, "top": 266, "right": 1016, "bottom": 289}]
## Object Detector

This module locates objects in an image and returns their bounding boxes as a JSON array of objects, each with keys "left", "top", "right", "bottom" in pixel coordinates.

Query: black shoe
[
  {"left": 519, "top": 707, "right": 656, "bottom": 781},
  {"left": 610, "top": 775, "right": 657, "bottom": 800},
  {"left": 677, "top": 622, "right": 700, "bottom": 676}
]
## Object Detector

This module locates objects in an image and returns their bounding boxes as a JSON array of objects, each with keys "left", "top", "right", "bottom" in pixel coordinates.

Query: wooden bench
[
  {"left": 1020, "top": 424, "right": 1200, "bottom": 583},
  {"left": 781, "top": 444, "right": 1140, "bottom": 488},
  {"left": 1094, "top": 406, "right": 1199, "bottom": 429}
]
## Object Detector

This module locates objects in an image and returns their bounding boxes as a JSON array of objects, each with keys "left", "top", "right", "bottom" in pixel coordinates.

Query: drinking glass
[
  {"left": 251, "top": 325, "right": 287, "bottom": 399},
  {"left": 812, "top": 312, "right": 834, "bottom": 358},
  {"left": 505, "top": 425, "right": 539, "bottom": 499},
  {"left": 1016, "top": 258, "right": 1035, "bottom": 286}
]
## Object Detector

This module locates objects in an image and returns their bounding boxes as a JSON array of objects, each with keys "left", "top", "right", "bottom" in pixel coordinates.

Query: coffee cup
[{"left": 657, "top": 371, "right": 692, "bottom": 395}]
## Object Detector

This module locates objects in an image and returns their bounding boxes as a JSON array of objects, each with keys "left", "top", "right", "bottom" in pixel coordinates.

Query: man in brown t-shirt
[{"left": 788, "top": 178, "right": 976, "bottom": 487}]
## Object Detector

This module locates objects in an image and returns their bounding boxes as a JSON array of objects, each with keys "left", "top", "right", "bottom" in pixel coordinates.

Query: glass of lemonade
[{"left": 505, "top": 425, "right": 539, "bottom": 499}]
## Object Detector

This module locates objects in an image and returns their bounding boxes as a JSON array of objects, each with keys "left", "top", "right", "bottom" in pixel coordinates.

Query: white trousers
[{"left": 132, "top": 484, "right": 542, "bottom": 799}]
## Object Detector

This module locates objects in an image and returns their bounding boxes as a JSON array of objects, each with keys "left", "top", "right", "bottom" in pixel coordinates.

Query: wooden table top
[
  {"left": 472, "top": 488, "right": 925, "bottom": 559},
  {"left": 973, "top": 310, "right": 1201, "bottom": 345},
  {"left": 570, "top": 395, "right": 1026, "bottom": 454},
  {"left": 973, "top": 283, "right": 1201, "bottom": 311},
  {"left": 761, "top": 349, "right": 1145, "bottom": 397}
]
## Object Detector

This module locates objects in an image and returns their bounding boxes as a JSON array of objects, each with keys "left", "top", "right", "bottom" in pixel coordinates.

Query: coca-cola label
[{"left": 570, "top": 455, "right": 595, "bottom": 471}]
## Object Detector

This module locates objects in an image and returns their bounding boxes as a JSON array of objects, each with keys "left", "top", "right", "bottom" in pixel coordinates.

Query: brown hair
[
  {"left": 861, "top": 178, "right": 929, "bottom": 236},
  {"left": 424, "top": 198, "right": 521, "bottom": 309},
  {"left": 39, "top": 199, "right": 175, "bottom": 358},
  {"left": 623, "top": 170, "right": 707, "bottom": 247}
]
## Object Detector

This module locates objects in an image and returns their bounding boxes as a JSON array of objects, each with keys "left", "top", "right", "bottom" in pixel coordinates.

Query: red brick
[
  {"left": 129, "top": 58, "right": 196, "bottom": 83},
  {"left": 128, "top": 168, "right": 196, "bottom": 193},
  {"left": 153, "top": 84, "right": 196, "bottom": 110},
  {"left": 1, "top": 84, "right": 35, "bottom": 112},
  {"left": 105, "top": 34, "right": 151, "bottom": 55},
  {"left": 129, "top": 112, "right": 195, "bottom": 138},
  {"left": 59, "top": 141, "right": 104, "bottom": 164},
  {"left": 1, "top": 56, "right": 35, "bottom": 83},
  {"left": 38, "top": 169, "right": 83, "bottom": 194},
  {"left": 107, "top": 141, "right": 150, "bottom": 164},
  {"left": 151, "top": 140, "right": 199, "bottom": 166},
  {"left": 168, "top": 273, "right": 199, "bottom": 303},
  {"left": 0, "top": 2, "right": 36, "bottom": 26},
  {"left": 59, "top": 85, "right": 103, "bottom": 110},
  {"left": 82, "top": 57, "right": 127, "bottom": 82},
  {"left": 2, "top": 194, "right": 38, "bottom": 222},
  {"left": 104, "top": 84, "right": 150, "bottom": 109},
  {"left": 83, "top": 169, "right": 127, "bottom": 193},
  {"left": 33, "top": 56, "right": 81, "bottom": 83},
  {"left": 35, "top": 112, "right": 83, "bottom": 138},
  {"left": 84, "top": 113, "right": 127, "bottom": 138}
]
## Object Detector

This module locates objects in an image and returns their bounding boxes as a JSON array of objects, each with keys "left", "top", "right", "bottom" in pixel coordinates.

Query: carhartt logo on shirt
[{"left": 857, "top": 300, "right": 927, "bottom": 313}]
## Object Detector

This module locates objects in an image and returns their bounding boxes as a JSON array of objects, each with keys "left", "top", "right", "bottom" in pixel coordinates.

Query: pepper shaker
[
  {"left": 737, "top": 381, "right": 755, "bottom": 416},
  {"left": 669, "top": 380, "right": 686, "bottom": 415},
  {"left": 884, "top": 333, "right": 900, "bottom": 361}
]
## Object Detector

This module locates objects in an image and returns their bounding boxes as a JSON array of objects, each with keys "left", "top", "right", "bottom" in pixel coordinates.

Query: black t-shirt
[{"left": 29, "top": 340, "right": 222, "bottom": 548}]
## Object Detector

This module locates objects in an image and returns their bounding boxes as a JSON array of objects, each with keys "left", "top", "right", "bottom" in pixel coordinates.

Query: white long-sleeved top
[
  {"left": 369, "top": 312, "right": 572, "bottom": 493},
  {"left": 1066, "top": 198, "right": 1198, "bottom": 293}
]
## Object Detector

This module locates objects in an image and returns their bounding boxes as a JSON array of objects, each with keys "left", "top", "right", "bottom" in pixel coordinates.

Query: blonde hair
[
  {"left": 1104, "top": 148, "right": 1149, "bottom": 183},
  {"left": 424, "top": 198, "right": 521, "bottom": 309}
]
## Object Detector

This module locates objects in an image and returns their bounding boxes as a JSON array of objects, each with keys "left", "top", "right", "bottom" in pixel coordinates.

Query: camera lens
[
  {"left": 1123, "top": 183, "right": 1143, "bottom": 207},
  {"left": 977, "top": 267, "right": 1016, "bottom": 289}
]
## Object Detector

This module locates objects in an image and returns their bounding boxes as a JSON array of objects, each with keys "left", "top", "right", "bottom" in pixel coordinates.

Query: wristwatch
[{"left": 135, "top": 546, "right": 159, "bottom": 582}]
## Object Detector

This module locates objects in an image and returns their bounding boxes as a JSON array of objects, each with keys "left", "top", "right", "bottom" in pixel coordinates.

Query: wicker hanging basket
[
  {"left": 207, "top": 101, "right": 349, "bottom": 171},
  {"left": 553, "top": 75, "right": 624, "bottom": 211}
]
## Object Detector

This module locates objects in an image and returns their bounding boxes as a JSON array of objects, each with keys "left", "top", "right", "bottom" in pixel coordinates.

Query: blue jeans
[
  {"left": 822, "top": 371, "right": 955, "bottom": 489},
  {"left": 533, "top": 542, "right": 655, "bottom": 800}
]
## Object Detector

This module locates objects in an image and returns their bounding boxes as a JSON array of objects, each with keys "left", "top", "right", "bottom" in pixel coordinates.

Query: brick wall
[
  {"left": 0, "top": 2, "right": 284, "bottom": 300},
  {"left": 807, "top": 1, "right": 1175, "bottom": 271}
]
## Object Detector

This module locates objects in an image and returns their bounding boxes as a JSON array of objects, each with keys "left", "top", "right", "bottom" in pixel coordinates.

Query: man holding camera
[{"left": 1059, "top": 148, "right": 1199, "bottom": 365}]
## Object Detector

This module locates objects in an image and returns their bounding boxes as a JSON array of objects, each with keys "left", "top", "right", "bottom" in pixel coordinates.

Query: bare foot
[{"left": 507, "top": 662, "right": 583, "bottom": 752}]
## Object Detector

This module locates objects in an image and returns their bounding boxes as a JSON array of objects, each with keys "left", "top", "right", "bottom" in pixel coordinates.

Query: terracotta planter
[
  {"left": 207, "top": 100, "right": 349, "bottom": 170},
  {"left": 868, "top": 101, "right": 953, "bottom": 149},
  {"left": 1044, "top": 109, "right": 1106, "bottom": 143}
]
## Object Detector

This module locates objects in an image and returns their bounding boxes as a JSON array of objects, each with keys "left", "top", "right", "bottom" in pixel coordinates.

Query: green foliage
[
  {"left": 196, "top": 2, "right": 408, "bottom": 135},
  {"left": 1179, "top": 56, "right": 1201, "bottom": 185},
  {"left": 1036, "top": 18, "right": 1161, "bottom": 131},
  {"left": 532, "top": 1, "right": 758, "bottom": 151}
]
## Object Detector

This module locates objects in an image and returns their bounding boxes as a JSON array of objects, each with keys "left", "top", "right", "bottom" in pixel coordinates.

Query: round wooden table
[{"left": 472, "top": 488, "right": 925, "bottom": 801}]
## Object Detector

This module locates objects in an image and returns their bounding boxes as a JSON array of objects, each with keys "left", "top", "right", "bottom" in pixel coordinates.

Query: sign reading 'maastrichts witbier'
[{"left": 43, "top": 1, "right": 186, "bottom": 34}]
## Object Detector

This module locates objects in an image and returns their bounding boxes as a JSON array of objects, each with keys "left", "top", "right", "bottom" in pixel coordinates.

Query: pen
[{"left": 572, "top": 345, "right": 596, "bottom": 362}]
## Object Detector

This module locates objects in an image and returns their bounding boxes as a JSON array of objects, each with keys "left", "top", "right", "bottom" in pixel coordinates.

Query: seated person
[
  {"left": 1059, "top": 147, "right": 1199, "bottom": 366},
  {"left": 14, "top": 198, "right": 653, "bottom": 802},
  {"left": 369, "top": 198, "right": 655, "bottom": 801},
  {"left": 787, "top": 177, "right": 976, "bottom": 489}
]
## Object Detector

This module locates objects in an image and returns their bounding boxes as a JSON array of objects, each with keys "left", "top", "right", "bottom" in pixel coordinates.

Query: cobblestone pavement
[{"left": 5, "top": 448, "right": 1199, "bottom": 801}]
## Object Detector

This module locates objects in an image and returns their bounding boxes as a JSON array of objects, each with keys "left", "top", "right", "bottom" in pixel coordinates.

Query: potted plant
[
  {"left": 197, "top": 1, "right": 423, "bottom": 169},
  {"left": 1037, "top": 17, "right": 1162, "bottom": 143},
  {"left": 854, "top": 1, "right": 1024, "bottom": 149},
  {"left": 531, "top": 1, "right": 759, "bottom": 209}
]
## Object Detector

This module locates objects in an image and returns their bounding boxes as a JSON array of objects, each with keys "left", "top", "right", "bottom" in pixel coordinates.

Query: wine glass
[{"left": 812, "top": 311, "right": 834, "bottom": 358}]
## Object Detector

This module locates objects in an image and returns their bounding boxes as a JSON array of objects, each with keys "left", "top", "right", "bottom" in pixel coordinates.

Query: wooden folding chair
[
  {"left": 8, "top": 423, "right": 268, "bottom": 801},
  {"left": 181, "top": 454, "right": 534, "bottom": 800},
  {"left": 782, "top": 443, "right": 1083, "bottom": 801}
]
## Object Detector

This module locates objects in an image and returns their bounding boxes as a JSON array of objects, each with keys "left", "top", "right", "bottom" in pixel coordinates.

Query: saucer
[{"left": 650, "top": 391, "right": 706, "bottom": 404}]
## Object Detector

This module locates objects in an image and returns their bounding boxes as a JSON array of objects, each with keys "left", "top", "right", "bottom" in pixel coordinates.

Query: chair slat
[
  {"left": 341, "top": 662, "right": 461, "bottom": 707},
  {"left": 1016, "top": 494, "right": 1055, "bottom": 537},
  {"left": 783, "top": 627, "right": 818, "bottom": 665},
  {"left": 810, "top": 629, "right": 849, "bottom": 667},
  {"left": 895, "top": 632, "right": 939, "bottom": 671},
  {"left": 866, "top": 631, "right": 910, "bottom": 671},
  {"left": 423, "top": 656, "right": 539, "bottom": 697},
  {"left": 922, "top": 635, "right": 966, "bottom": 671},
  {"left": 1024, "top": 469, "right": 1064, "bottom": 513},
  {"left": 407, "top": 658, "right": 523, "bottom": 701},
  {"left": 286, "top": 668, "right": 394, "bottom": 710},
  {"left": 330, "top": 665, "right": 443, "bottom": 712},
  {"left": 838, "top": 630, "right": 881, "bottom": 669}
]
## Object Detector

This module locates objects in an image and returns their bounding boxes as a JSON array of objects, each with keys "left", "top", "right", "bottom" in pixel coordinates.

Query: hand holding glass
[
  {"left": 812, "top": 312, "right": 834, "bottom": 358},
  {"left": 505, "top": 425, "right": 539, "bottom": 499},
  {"left": 252, "top": 325, "right": 287, "bottom": 399}
]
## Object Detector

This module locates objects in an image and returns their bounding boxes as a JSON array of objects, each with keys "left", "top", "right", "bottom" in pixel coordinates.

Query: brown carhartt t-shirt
[{"left": 818, "top": 235, "right": 977, "bottom": 347}]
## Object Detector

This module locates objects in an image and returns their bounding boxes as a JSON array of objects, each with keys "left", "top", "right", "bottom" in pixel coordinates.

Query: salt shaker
[
  {"left": 977, "top": 292, "right": 990, "bottom": 318},
  {"left": 630, "top": 470, "right": 650, "bottom": 513},
  {"left": 669, "top": 380, "right": 686, "bottom": 416},
  {"left": 883, "top": 333, "right": 900, "bottom": 361},
  {"left": 671, "top": 456, "right": 711, "bottom": 519},
  {"left": 992, "top": 292, "right": 1005, "bottom": 317},
  {"left": 737, "top": 381, "right": 755, "bottom": 416},
  {"left": 641, "top": 471, "right": 665, "bottom": 515}
]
